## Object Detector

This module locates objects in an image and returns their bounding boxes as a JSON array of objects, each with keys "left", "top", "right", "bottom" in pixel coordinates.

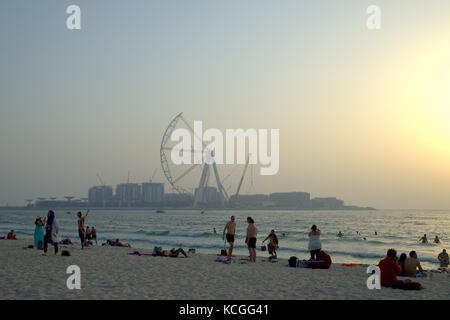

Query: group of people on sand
[
  {"left": 378, "top": 247, "right": 448, "bottom": 290},
  {"left": 222, "top": 215, "right": 279, "bottom": 262},
  {"left": 222, "top": 216, "right": 325, "bottom": 263},
  {"left": 28, "top": 209, "right": 101, "bottom": 255}
]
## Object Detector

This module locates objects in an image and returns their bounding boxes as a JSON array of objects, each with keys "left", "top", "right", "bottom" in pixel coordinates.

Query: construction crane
[
  {"left": 232, "top": 154, "right": 251, "bottom": 206},
  {"left": 150, "top": 168, "right": 158, "bottom": 182},
  {"left": 96, "top": 173, "right": 107, "bottom": 208},
  {"left": 96, "top": 173, "right": 105, "bottom": 186}
]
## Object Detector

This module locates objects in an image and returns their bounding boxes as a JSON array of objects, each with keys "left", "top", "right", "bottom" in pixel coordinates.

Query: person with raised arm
[{"left": 77, "top": 209, "right": 90, "bottom": 249}]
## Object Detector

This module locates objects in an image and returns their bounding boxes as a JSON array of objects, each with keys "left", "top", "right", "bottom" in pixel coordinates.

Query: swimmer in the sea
[{"left": 419, "top": 234, "right": 428, "bottom": 243}]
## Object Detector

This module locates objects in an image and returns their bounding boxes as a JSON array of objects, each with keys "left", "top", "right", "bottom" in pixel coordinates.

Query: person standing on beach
[
  {"left": 222, "top": 216, "right": 236, "bottom": 259},
  {"left": 245, "top": 217, "right": 257, "bottom": 262},
  {"left": 77, "top": 209, "right": 90, "bottom": 249},
  {"left": 263, "top": 230, "right": 279, "bottom": 258},
  {"left": 43, "top": 210, "right": 59, "bottom": 256},
  {"left": 34, "top": 216, "right": 45, "bottom": 248},
  {"left": 308, "top": 225, "right": 321, "bottom": 260}
]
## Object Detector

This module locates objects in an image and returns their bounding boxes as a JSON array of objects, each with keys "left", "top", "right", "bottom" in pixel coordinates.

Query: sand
[{"left": 0, "top": 239, "right": 448, "bottom": 300}]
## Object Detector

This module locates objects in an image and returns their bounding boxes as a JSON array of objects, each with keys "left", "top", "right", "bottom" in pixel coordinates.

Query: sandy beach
[{"left": 1, "top": 239, "right": 448, "bottom": 300}]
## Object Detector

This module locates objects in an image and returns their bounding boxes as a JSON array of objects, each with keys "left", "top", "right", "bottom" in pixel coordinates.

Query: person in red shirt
[{"left": 379, "top": 249, "right": 412, "bottom": 289}]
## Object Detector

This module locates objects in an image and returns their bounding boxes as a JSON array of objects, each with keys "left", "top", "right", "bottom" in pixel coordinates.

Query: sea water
[{"left": 0, "top": 209, "right": 448, "bottom": 269}]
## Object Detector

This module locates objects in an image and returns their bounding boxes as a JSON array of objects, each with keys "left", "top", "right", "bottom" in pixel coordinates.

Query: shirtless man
[
  {"left": 223, "top": 216, "right": 236, "bottom": 259},
  {"left": 245, "top": 217, "right": 257, "bottom": 262},
  {"left": 77, "top": 209, "right": 90, "bottom": 249},
  {"left": 419, "top": 234, "right": 428, "bottom": 243}
]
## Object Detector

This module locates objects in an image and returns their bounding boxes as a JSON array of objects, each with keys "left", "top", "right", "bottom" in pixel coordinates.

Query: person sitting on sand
[
  {"left": 398, "top": 253, "right": 407, "bottom": 276},
  {"left": 405, "top": 251, "right": 426, "bottom": 277},
  {"left": 308, "top": 225, "right": 321, "bottom": 260},
  {"left": 434, "top": 235, "right": 440, "bottom": 244},
  {"left": 85, "top": 226, "right": 92, "bottom": 241},
  {"left": 419, "top": 234, "right": 428, "bottom": 243},
  {"left": 7, "top": 230, "right": 17, "bottom": 240},
  {"left": 91, "top": 226, "right": 97, "bottom": 245},
  {"left": 337, "top": 231, "right": 343, "bottom": 238},
  {"left": 263, "top": 230, "right": 279, "bottom": 258},
  {"left": 114, "top": 238, "right": 131, "bottom": 248},
  {"left": 438, "top": 249, "right": 449, "bottom": 270},
  {"left": 154, "top": 248, "right": 188, "bottom": 258},
  {"left": 379, "top": 249, "right": 422, "bottom": 290},
  {"left": 245, "top": 217, "right": 257, "bottom": 262}
]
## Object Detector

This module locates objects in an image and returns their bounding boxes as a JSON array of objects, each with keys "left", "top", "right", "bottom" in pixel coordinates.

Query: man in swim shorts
[
  {"left": 223, "top": 215, "right": 236, "bottom": 259},
  {"left": 245, "top": 217, "right": 257, "bottom": 262},
  {"left": 77, "top": 209, "right": 90, "bottom": 249}
]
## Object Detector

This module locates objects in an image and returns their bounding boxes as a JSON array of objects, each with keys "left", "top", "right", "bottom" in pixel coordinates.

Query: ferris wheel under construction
[{"left": 160, "top": 113, "right": 254, "bottom": 208}]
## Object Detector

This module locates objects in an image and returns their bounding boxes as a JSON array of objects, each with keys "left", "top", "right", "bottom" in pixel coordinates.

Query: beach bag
[
  {"left": 37, "top": 241, "right": 44, "bottom": 250},
  {"left": 261, "top": 245, "right": 267, "bottom": 251},
  {"left": 188, "top": 248, "right": 196, "bottom": 254},
  {"left": 220, "top": 249, "right": 227, "bottom": 256},
  {"left": 61, "top": 250, "right": 71, "bottom": 256},
  {"left": 288, "top": 256, "right": 298, "bottom": 267}
]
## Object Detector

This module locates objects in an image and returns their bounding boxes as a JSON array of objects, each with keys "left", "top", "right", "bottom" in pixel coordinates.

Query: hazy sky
[{"left": 1, "top": 0, "right": 450, "bottom": 209}]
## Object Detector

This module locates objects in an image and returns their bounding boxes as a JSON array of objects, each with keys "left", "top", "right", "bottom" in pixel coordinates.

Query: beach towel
[{"left": 214, "top": 256, "right": 228, "bottom": 262}]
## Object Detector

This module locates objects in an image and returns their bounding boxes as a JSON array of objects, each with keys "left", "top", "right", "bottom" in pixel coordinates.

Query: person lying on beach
[
  {"left": 419, "top": 234, "right": 428, "bottom": 243},
  {"left": 59, "top": 238, "right": 73, "bottom": 245},
  {"left": 405, "top": 251, "right": 426, "bottom": 277},
  {"left": 154, "top": 248, "right": 188, "bottom": 258},
  {"left": 378, "top": 249, "right": 422, "bottom": 290},
  {"left": 263, "top": 230, "right": 279, "bottom": 258},
  {"left": 438, "top": 249, "right": 448, "bottom": 269},
  {"left": 434, "top": 235, "right": 440, "bottom": 244},
  {"left": 114, "top": 239, "right": 131, "bottom": 248},
  {"left": 7, "top": 230, "right": 17, "bottom": 240}
]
